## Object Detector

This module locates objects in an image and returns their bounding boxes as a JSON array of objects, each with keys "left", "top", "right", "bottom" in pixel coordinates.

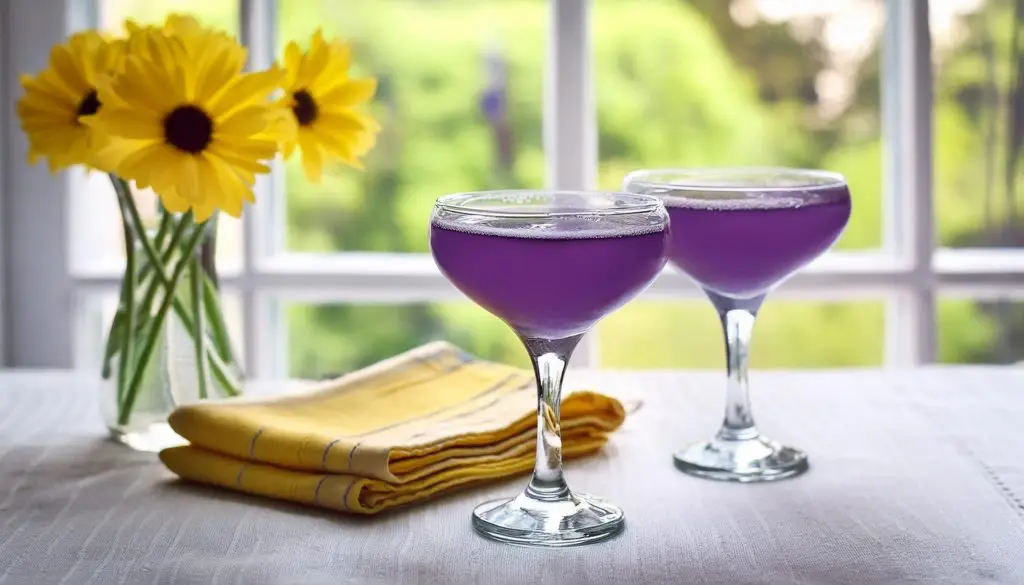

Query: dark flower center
[
  {"left": 292, "top": 89, "right": 318, "bottom": 126},
  {"left": 76, "top": 90, "right": 100, "bottom": 119},
  {"left": 164, "top": 105, "right": 213, "bottom": 154}
]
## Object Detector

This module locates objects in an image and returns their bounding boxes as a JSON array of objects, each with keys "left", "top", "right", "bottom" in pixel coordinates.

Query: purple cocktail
[
  {"left": 430, "top": 190, "right": 668, "bottom": 546},
  {"left": 624, "top": 168, "right": 852, "bottom": 483},
  {"left": 666, "top": 184, "right": 851, "bottom": 298},
  {"left": 431, "top": 220, "right": 667, "bottom": 339}
]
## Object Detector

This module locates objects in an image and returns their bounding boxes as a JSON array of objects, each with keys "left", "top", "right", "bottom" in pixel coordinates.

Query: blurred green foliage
[{"left": 102, "top": 0, "right": 1022, "bottom": 375}]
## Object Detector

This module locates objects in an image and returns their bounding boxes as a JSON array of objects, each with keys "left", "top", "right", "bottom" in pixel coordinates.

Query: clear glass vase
[
  {"left": 102, "top": 290, "right": 242, "bottom": 451},
  {"left": 99, "top": 191, "right": 243, "bottom": 452}
]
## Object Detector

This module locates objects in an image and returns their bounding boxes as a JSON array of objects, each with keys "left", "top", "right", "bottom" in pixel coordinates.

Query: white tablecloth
[{"left": 0, "top": 367, "right": 1023, "bottom": 585}]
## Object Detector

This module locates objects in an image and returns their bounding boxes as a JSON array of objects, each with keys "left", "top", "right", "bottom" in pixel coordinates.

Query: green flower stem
[
  {"left": 104, "top": 176, "right": 242, "bottom": 424},
  {"left": 202, "top": 274, "right": 239, "bottom": 365},
  {"left": 135, "top": 210, "right": 176, "bottom": 282},
  {"left": 115, "top": 208, "right": 137, "bottom": 407},
  {"left": 129, "top": 295, "right": 241, "bottom": 395},
  {"left": 104, "top": 214, "right": 192, "bottom": 377},
  {"left": 189, "top": 257, "right": 210, "bottom": 400},
  {"left": 132, "top": 214, "right": 190, "bottom": 324},
  {"left": 119, "top": 194, "right": 239, "bottom": 396},
  {"left": 114, "top": 176, "right": 177, "bottom": 292},
  {"left": 107, "top": 269, "right": 241, "bottom": 402},
  {"left": 101, "top": 179, "right": 176, "bottom": 378},
  {"left": 118, "top": 218, "right": 206, "bottom": 426},
  {"left": 102, "top": 254, "right": 134, "bottom": 380}
]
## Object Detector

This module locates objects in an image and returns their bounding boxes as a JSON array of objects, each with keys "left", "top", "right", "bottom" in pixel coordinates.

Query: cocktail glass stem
[
  {"left": 523, "top": 335, "right": 576, "bottom": 502},
  {"left": 672, "top": 290, "right": 809, "bottom": 482},
  {"left": 718, "top": 303, "right": 760, "bottom": 441},
  {"left": 470, "top": 332, "right": 625, "bottom": 546}
]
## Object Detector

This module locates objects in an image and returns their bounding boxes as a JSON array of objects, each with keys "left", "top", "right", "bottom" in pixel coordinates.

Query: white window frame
[{"left": 3, "top": 0, "right": 1023, "bottom": 373}]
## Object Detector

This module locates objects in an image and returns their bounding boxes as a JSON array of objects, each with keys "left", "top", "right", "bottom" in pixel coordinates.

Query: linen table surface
[{"left": 0, "top": 367, "right": 1022, "bottom": 585}]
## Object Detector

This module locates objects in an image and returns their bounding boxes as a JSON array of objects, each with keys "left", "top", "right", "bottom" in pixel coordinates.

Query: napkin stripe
[
  {"left": 350, "top": 372, "right": 524, "bottom": 441},
  {"left": 337, "top": 373, "right": 525, "bottom": 476},
  {"left": 313, "top": 476, "right": 328, "bottom": 504},
  {"left": 248, "top": 429, "right": 264, "bottom": 459},
  {"left": 373, "top": 375, "right": 535, "bottom": 454},
  {"left": 404, "top": 379, "right": 535, "bottom": 442},
  {"left": 311, "top": 347, "right": 464, "bottom": 407},
  {"left": 342, "top": 475, "right": 360, "bottom": 509},
  {"left": 321, "top": 439, "right": 341, "bottom": 471},
  {"left": 347, "top": 372, "right": 524, "bottom": 442},
  {"left": 350, "top": 360, "right": 468, "bottom": 402}
]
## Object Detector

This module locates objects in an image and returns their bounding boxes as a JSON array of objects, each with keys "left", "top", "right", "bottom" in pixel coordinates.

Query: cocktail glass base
[
  {"left": 471, "top": 491, "right": 624, "bottom": 547},
  {"left": 673, "top": 435, "right": 808, "bottom": 483}
]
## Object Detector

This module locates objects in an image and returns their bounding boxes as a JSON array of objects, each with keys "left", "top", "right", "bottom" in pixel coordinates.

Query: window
[{"left": 2, "top": 0, "right": 1022, "bottom": 373}]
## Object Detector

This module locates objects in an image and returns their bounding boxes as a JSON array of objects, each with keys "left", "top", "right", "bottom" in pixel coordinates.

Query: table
[{"left": 0, "top": 367, "right": 1023, "bottom": 585}]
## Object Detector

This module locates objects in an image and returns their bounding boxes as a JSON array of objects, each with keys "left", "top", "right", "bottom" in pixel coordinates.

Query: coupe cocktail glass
[
  {"left": 430, "top": 190, "right": 668, "bottom": 546},
  {"left": 623, "top": 168, "right": 852, "bottom": 483}
]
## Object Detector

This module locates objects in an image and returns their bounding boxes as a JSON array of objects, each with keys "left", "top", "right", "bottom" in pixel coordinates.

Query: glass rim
[
  {"left": 623, "top": 167, "right": 847, "bottom": 193},
  {"left": 433, "top": 189, "right": 665, "bottom": 218}
]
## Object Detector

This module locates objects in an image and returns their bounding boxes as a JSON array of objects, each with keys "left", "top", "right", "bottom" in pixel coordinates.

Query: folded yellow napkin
[{"left": 159, "top": 341, "right": 625, "bottom": 514}]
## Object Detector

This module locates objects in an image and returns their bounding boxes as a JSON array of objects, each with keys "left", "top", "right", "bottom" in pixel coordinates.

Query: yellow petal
[
  {"left": 49, "top": 44, "right": 90, "bottom": 95},
  {"left": 291, "top": 32, "right": 331, "bottom": 91},
  {"left": 190, "top": 200, "right": 218, "bottom": 224},
  {"left": 207, "top": 66, "right": 283, "bottom": 118},
  {"left": 206, "top": 145, "right": 271, "bottom": 177},
  {"left": 175, "top": 156, "right": 202, "bottom": 204},
  {"left": 113, "top": 141, "right": 167, "bottom": 188},
  {"left": 93, "top": 107, "right": 163, "bottom": 140},
  {"left": 283, "top": 41, "right": 303, "bottom": 89},
  {"left": 215, "top": 106, "right": 270, "bottom": 137},
  {"left": 158, "top": 187, "right": 192, "bottom": 214},
  {"left": 298, "top": 132, "right": 323, "bottom": 183},
  {"left": 316, "top": 110, "right": 378, "bottom": 135},
  {"left": 205, "top": 159, "right": 247, "bottom": 217},
  {"left": 311, "top": 124, "right": 357, "bottom": 160},
  {"left": 194, "top": 45, "right": 242, "bottom": 104},
  {"left": 317, "top": 78, "right": 376, "bottom": 108}
]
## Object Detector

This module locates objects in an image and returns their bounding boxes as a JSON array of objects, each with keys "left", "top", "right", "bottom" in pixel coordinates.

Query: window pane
[
  {"left": 594, "top": 0, "right": 883, "bottom": 250},
  {"left": 939, "top": 298, "right": 1024, "bottom": 364},
  {"left": 74, "top": 2, "right": 243, "bottom": 274},
  {"left": 933, "top": 0, "right": 1023, "bottom": 249},
  {"left": 75, "top": 289, "right": 245, "bottom": 371},
  {"left": 284, "top": 302, "right": 526, "bottom": 379},
  {"left": 598, "top": 299, "right": 885, "bottom": 368},
  {"left": 98, "top": 0, "right": 239, "bottom": 31},
  {"left": 276, "top": 0, "right": 546, "bottom": 254}
]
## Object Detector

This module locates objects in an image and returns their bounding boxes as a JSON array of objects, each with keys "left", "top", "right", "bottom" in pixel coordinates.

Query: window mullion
[
  {"left": 239, "top": 0, "right": 278, "bottom": 377},
  {"left": 546, "top": 0, "right": 598, "bottom": 367},
  {"left": 882, "top": 0, "right": 936, "bottom": 365}
]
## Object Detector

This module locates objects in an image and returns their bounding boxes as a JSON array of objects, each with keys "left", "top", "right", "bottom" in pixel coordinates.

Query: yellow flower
[
  {"left": 16, "top": 31, "right": 124, "bottom": 172},
  {"left": 124, "top": 13, "right": 243, "bottom": 63},
  {"left": 87, "top": 28, "right": 283, "bottom": 223},
  {"left": 278, "top": 30, "right": 380, "bottom": 182}
]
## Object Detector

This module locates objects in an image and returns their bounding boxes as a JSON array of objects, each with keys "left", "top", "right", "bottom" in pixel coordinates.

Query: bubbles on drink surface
[{"left": 431, "top": 212, "right": 665, "bottom": 239}]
